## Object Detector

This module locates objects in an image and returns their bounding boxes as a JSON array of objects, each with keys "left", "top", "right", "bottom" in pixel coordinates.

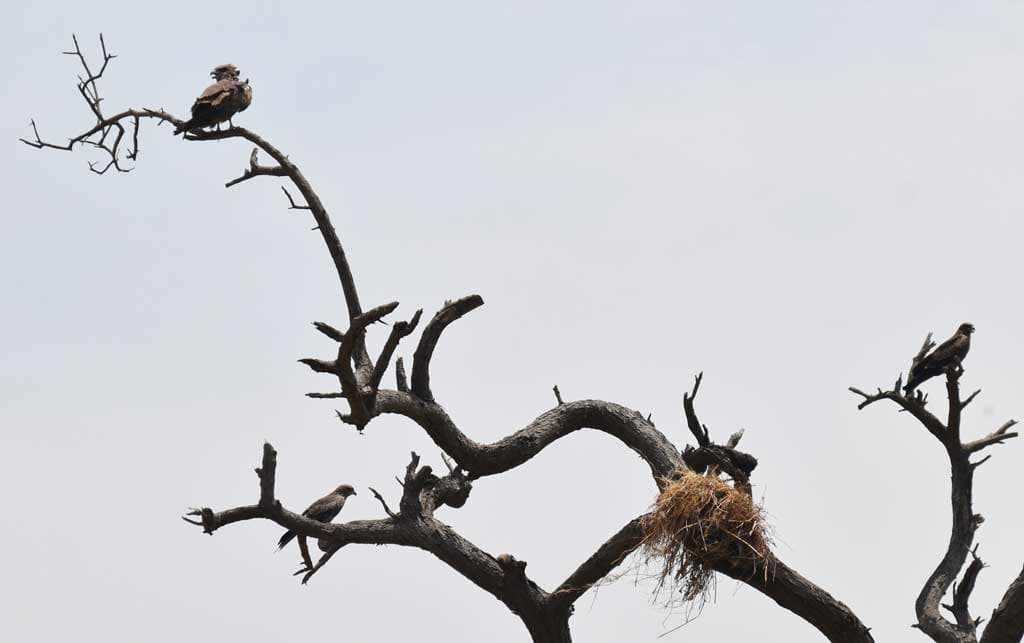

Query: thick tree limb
[
  {"left": 717, "top": 556, "right": 876, "bottom": 643},
  {"left": 981, "top": 564, "right": 1024, "bottom": 643},
  {"left": 372, "top": 391, "right": 683, "bottom": 481},
  {"left": 32, "top": 37, "right": 882, "bottom": 643},
  {"left": 370, "top": 390, "right": 873, "bottom": 640},
  {"left": 187, "top": 445, "right": 560, "bottom": 636}
]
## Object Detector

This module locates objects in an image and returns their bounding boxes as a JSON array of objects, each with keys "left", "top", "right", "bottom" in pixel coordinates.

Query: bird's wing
[
  {"left": 302, "top": 495, "right": 344, "bottom": 522},
  {"left": 929, "top": 333, "right": 966, "bottom": 364},
  {"left": 192, "top": 80, "right": 235, "bottom": 109},
  {"left": 235, "top": 83, "right": 253, "bottom": 112},
  {"left": 199, "top": 79, "right": 232, "bottom": 100},
  {"left": 310, "top": 499, "right": 344, "bottom": 523}
]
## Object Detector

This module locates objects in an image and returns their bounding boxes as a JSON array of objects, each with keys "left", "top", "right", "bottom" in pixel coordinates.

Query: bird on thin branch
[
  {"left": 278, "top": 484, "right": 357, "bottom": 568},
  {"left": 904, "top": 322, "right": 975, "bottom": 393},
  {"left": 173, "top": 64, "right": 252, "bottom": 135}
]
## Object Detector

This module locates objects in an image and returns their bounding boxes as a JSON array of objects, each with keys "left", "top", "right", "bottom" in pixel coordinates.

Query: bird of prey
[
  {"left": 173, "top": 64, "right": 253, "bottom": 135},
  {"left": 277, "top": 484, "right": 357, "bottom": 551},
  {"left": 904, "top": 323, "right": 975, "bottom": 393}
]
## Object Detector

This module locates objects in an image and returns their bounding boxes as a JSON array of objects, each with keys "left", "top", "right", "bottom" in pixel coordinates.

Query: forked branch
[
  {"left": 32, "top": 36, "right": 883, "bottom": 643},
  {"left": 851, "top": 354, "right": 1020, "bottom": 642}
]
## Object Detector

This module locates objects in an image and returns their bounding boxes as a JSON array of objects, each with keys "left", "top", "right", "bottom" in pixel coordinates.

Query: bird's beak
[{"left": 352, "top": 490, "right": 358, "bottom": 496}]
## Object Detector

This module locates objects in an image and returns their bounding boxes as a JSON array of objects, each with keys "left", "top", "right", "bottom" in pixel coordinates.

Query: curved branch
[
  {"left": 22, "top": 36, "right": 370, "bottom": 369},
  {"left": 373, "top": 390, "right": 875, "bottom": 640},
  {"left": 717, "top": 556, "right": 876, "bottom": 643},
  {"left": 190, "top": 126, "right": 367, "bottom": 342},
  {"left": 411, "top": 295, "right": 484, "bottom": 402},
  {"left": 982, "top": 564, "right": 1024, "bottom": 643},
  {"left": 549, "top": 516, "right": 646, "bottom": 610},
  {"left": 683, "top": 371, "right": 710, "bottom": 446},
  {"left": 35, "top": 38, "right": 881, "bottom": 643},
  {"left": 372, "top": 391, "right": 683, "bottom": 481}
]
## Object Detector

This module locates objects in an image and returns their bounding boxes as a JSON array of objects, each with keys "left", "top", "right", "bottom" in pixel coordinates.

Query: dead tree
[
  {"left": 850, "top": 338, "right": 1022, "bottom": 643},
  {"left": 22, "top": 36, "right": 1022, "bottom": 643}
]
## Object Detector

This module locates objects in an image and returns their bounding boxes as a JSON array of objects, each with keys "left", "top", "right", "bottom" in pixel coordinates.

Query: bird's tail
[
  {"left": 173, "top": 120, "right": 194, "bottom": 136},
  {"left": 277, "top": 530, "right": 296, "bottom": 550}
]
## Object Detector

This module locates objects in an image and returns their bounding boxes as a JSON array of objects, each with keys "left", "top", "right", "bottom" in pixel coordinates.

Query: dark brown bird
[
  {"left": 904, "top": 323, "right": 975, "bottom": 393},
  {"left": 277, "top": 484, "right": 357, "bottom": 550},
  {"left": 173, "top": 64, "right": 253, "bottom": 135}
]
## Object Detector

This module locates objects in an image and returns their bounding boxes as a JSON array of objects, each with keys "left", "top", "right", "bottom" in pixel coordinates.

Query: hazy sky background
[{"left": 3, "top": 2, "right": 1023, "bottom": 641}]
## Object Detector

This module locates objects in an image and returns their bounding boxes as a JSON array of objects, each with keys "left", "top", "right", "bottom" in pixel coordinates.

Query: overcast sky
[{"left": 3, "top": 2, "right": 1023, "bottom": 641}]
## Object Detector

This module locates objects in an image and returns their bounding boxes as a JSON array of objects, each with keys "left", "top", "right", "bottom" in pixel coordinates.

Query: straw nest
[{"left": 641, "top": 471, "right": 771, "bottom": 604}]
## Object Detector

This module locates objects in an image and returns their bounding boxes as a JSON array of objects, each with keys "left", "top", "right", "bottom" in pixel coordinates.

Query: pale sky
[{"left": 3, "top": 2, "right": 1023, "bottom": 641}]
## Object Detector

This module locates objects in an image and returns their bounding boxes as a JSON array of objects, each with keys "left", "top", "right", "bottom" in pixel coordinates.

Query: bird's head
[
  {"left": 334, "top": 484, "right": 357, "bottom": 498},
  {"left": 959, "top": 322, "right": 976, "bottom": 335},
  {"left": 210, "top": 64, "right": 240, "bottom": 80}
]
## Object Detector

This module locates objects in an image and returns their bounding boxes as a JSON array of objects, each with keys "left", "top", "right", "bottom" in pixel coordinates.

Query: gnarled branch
[
  {"left": 852, "top": 357, "right": 1019, "bottom": 642},
  {"left": 372, "top": 391, "right": 683, "bottom": 481},
  {"left": 31, "top": 37, "right": 884, "bottom": 643}
]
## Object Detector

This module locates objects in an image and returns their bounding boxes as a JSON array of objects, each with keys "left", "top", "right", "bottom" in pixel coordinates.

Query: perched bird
[
  {"left": 277, "top": 484, "right": 357, "bottom": 550},
  {"left": 173, "top": 64, "right": 253, "bottom": 135},
  {"left": 904, "top": 323, "right": 975, "bottom": 393}
]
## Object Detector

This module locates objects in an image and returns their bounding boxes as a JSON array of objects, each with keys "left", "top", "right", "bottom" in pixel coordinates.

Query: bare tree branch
[
  {"left": 965, "top": 420, "right": 1019, "bottom": 454},
  {"left": 981, "top": 564, "right": 1024, "bottom": 643},
  {"left": 411, "top": 295, "right": 484, "bottom": 402},
  {"left": 943, "top": 545, "right": 985, "bottom": 632},
  {"left": 255, "top": 442, "right": 278, "bottom": 509},
  {"left": 224, "top": 148, "right": 287, "bottom": 187},
  {"left": 368, "top": 487, "right": 398, "bottom": 519},
  {"left": 851, "top": 364, "right": 1019, "bottom": 643},
  {"left": 716, "top": 555, "right": 876, "bottom": 643},
  {"left": 395, "top": 356, "right": 409, "bottom": 392},
  {"left": 679, "top": 373, "right": 757, "bottom": 493},
  {"left": 549, "top": 516, "right": 646, "bottom": 610},
  {"left": 372, "top": 391, "right": 683, "bottom": 481},
  {"left": 683, "top": 371, "right": 710, "bottom": 446},
  {"left": 22, "top": 35, "right": 372, "bottom": 372},
  {"left": 369, "top": 309, "right": 423, "bottom": 393},
  {"left": 30, "top": 38, "right": 887, "bottom": 643},
  {"left": 281, "top": 186, "right": 311, "bottom": 210}
]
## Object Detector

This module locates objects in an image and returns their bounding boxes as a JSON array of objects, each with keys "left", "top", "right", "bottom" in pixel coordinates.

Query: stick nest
[{"left": 641, "top": 471, "right": 771, "bottom": 604}]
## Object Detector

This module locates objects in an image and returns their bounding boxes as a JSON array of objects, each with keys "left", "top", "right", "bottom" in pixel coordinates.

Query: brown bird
[
  {"left": 173, "top": 64, "right": 253, "bottom": 135},
  {"left": 277, "top": 484, "right": 357, "bottom": 551},
  {"left": 904, "top": 322, "right": 975, "bottom": 393}
]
